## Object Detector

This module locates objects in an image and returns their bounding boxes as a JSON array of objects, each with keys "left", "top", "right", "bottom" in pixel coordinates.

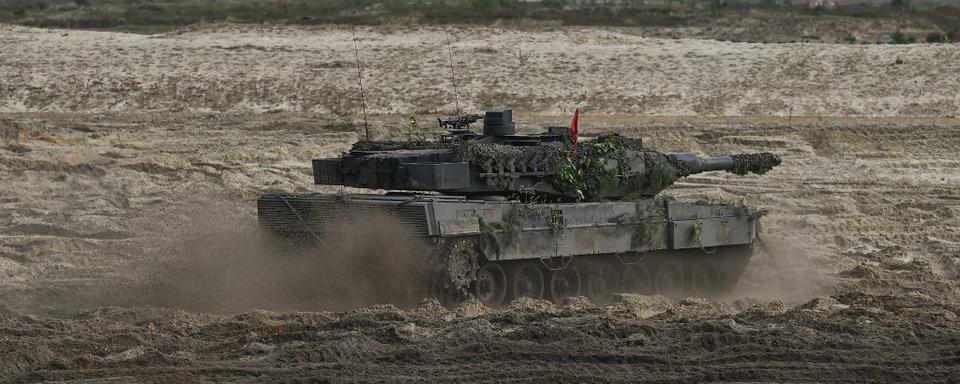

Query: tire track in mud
[{"left": 6, "top": 295, "right": 960, "bottom": 382}]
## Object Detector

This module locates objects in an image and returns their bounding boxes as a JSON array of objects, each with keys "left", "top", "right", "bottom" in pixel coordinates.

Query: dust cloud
[
  {"left": 103, "top": 203, "right": 435, "bottom": 313},
  {"left": 728, "top": 230, "right": 837, "bottom": 304}
]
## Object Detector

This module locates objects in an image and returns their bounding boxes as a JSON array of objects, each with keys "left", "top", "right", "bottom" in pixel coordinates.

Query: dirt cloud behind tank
[{"left": 24, "top": 201, "right": 437, "bottom": 314}]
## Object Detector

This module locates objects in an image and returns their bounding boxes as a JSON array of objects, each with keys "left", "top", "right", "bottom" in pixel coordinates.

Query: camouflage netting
[
  {"left": 729, "top": 152, "right": 782, "bottom": 175},
  {"left": 455, "top": 134, "right": 678, "bottom": 201},
  {"left": 553, "top": 135, "right": 693, "bottom": 200},
  {"left": 642, "top": 152, "right": 682, "bottom": 194},
  {"left": 353, "top": 135, "right": 780, "bottom": 201},
  {"left": 455, "top": 142, "right": 564, "bottom": 173},
  {"left": 552, "top": 138, "right": 621, "bottom": 201},
  {"left": 351, "top": 139, "right": 456, "bottom": 152}
]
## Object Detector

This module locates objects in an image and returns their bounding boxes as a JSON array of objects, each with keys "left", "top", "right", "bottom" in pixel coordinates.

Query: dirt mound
[{"left": 4, "top": 283, "right": 959, "bottom": 382}]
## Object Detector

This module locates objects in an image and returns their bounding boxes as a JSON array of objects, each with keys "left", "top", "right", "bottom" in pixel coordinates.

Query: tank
[{"left": 257, "top": 107, "right": 781, "bottom": 306}]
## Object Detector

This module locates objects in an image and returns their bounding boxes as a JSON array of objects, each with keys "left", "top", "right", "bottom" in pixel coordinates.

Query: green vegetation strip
[{"left": 2, "top": 0, "right": 957, "bottom": 38}]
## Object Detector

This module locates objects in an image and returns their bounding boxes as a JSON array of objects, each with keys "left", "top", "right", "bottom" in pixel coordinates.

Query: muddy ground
[{"left": 1, "top": 24, "right": 960, "bottom": 382}]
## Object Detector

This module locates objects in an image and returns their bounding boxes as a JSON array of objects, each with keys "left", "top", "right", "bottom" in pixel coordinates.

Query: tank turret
[{"left": 312, "top": 107, "right": 780, "bottom": 201}]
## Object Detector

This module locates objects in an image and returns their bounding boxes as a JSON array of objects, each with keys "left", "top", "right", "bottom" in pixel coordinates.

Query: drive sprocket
[{"left": 446, "top": 239, "right": 480, "bottom": 295}]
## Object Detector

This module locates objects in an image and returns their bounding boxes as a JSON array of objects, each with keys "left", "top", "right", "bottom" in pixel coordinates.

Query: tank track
[
  {"left": 261, "top": 231, "right": 752, "bottom": 307},
  {"left": 428, "top": 238, "right": 753, "bottom": 307}
]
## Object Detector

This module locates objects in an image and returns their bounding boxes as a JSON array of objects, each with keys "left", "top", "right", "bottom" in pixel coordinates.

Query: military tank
[{"left": 258, "top": 108, "right": 781, "bottom": 306}]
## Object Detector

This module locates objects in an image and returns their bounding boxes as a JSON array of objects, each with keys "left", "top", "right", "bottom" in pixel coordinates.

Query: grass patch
[
  {"left": 890, "top": 30, "right": 916, "bottom": 44},
  {"left": 0, "top": 0, "right": 957, "bottom": 36}
]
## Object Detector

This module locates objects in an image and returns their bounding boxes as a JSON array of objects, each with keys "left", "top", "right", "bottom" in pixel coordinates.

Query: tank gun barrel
[
  {"left": 667, "top": 152, "right": 781, "bottom": 176},
  {"left": 668, "top": 153, "right": 734, "bottom": 173}
]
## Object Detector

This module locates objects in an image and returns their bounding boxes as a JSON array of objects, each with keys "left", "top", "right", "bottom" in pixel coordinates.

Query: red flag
[{"left": 570, "top": 108, "right": 579, "bottom": 149}]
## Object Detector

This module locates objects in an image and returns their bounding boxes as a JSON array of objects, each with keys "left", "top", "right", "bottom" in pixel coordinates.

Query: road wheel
[
  {"left": 511, "top": 262, "right": 546, "bottom": 300},
  {"left": 686, "top": 260, "right": 719, "bottom": 297},
  {"left": 621, "top": 264, "right": 653, "bottom": 294},
  {"left": 653, "top": 260, "right": 684, "bottom": 297},
  {"left": 446, "top": 239, "right": 479, "bottom": 293},
  {"left": 548, "top": 266, "right": 582, "bottom": 303},
  {"left": 474, "top": 263, "right": 507, "bottom": 307},
  {"left": 714, "top": 245, "right": 754, "bottom": 292},
  {"left": 582, "top": 261, "right": 616, "bottom": 304}
]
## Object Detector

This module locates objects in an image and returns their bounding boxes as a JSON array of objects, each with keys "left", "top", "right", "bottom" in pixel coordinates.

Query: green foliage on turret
[
  {"left": 643, "top": 158, "right": 680, "bottom": 194},
  {"left": 550, "top": 135, "right": 688, "bottom": 201},
  {"left": 452, "top": 134, "right": 690, "bottom": 201},
  {"left": 553, "top": 137, "right": 622, "bottom": 201}
]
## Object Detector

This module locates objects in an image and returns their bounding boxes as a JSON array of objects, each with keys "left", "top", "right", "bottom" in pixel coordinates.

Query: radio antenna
[
  {"left": 352, "top": 29, "right": 370, "bottom": 141},
  {"left": 443, "top": 27, "right": 461, "bottom": 115}
]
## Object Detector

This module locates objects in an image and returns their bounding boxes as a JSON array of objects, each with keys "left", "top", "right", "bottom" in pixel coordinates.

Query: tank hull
[{"left": 258, "top": 193, "right": 757, "bottom": 305}]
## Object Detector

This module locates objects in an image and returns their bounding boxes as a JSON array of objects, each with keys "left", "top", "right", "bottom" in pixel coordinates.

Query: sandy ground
[
  {"left": 1, "top": 24, "right": 960, "bottom": 382},
  {"left": 1, "top": 23, "right": 959, "bottom": 117}
]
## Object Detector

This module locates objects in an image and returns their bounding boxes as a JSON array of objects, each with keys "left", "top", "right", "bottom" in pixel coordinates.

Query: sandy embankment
[{"left": 1, "top": 23, "right": 958, "bottom": 117}]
